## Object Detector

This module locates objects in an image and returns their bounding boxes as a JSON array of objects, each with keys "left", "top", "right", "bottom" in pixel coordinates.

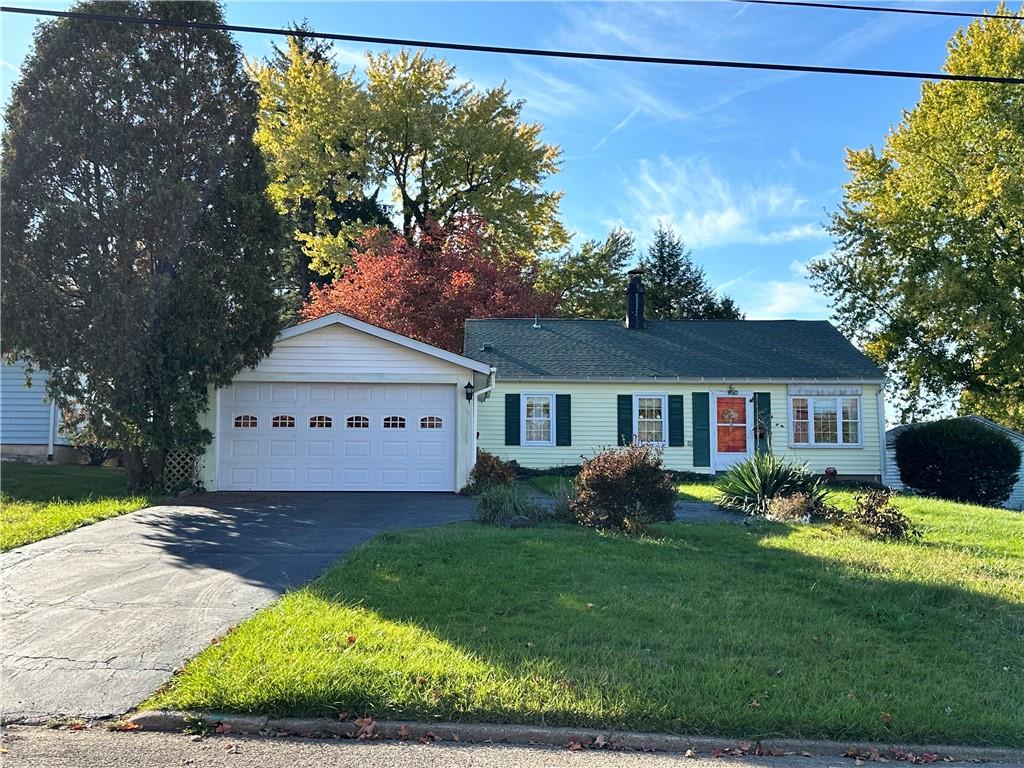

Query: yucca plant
[{"left": 715, "top": 452, "right": 828, "bottom": 515}]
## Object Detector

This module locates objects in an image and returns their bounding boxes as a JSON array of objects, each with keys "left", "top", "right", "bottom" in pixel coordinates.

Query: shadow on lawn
[{"left": 291, "top": 521, "right": 1024, "bottom": 745}]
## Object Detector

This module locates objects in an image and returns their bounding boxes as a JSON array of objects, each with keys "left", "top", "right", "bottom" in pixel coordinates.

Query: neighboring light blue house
[{"left": 1, "top": 359, "right": 74, "bottom": 462}]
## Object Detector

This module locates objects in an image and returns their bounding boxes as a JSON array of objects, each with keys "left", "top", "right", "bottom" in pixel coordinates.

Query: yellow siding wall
[{"left": 478, "top": 381, "right": 884, "bottom": 478}]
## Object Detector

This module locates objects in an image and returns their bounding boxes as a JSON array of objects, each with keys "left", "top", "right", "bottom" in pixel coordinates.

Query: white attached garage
[{"left": 200, "top": 313, "right": 493, "bottom": 493}]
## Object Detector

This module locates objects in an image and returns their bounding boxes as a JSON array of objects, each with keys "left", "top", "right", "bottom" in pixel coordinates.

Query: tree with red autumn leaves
[{"left": 301, "top": 217, "right": 556, "bottom": 352}]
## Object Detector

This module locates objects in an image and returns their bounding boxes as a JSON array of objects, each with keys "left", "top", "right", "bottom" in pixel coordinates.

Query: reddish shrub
[
  {"left": 468, "top": 450, "right": 518, "bottom": 489},
  {"left": 571, "top": 444, "right": 677, "bottom": 530}
]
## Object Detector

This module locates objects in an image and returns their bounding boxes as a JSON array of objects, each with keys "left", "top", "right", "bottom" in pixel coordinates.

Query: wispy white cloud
[
  {"left": 620, "top": 156, "right": 826, "bottom": 248},
  {"left": 331, "top": 43, "right": 368, "bottom": 71},
  {"left": 743, "top": 280, "right": 832, "bottom": 320}
]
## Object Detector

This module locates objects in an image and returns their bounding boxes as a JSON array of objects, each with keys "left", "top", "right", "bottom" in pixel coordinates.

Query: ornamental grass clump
[
  {"left": 715, "top": 452, "right": 828, "bottom": 516},
  {"left": 571, "top": 444, "right": 677, "bottom": 531},
  {"left": 474, "top": 484, "right": 542, "bottom": 527}
]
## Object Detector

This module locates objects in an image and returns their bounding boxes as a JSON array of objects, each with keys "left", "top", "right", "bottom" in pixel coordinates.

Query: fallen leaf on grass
[
  {"left": 398, "top": 725, "right": 411, "bottom": 739},
  {"left": 880, "top": 712, "right": 893, "bottom": 724},
  {"left": 224, "top": 743, "right": 240, "bottom": 754},
  {"left": 214, "top": 723, "right": 232, "bottom": 734},
  {"left": 67, "top": 721, "right": 87, "bottom": 731},
  {"left": 418, "top": 731, "right": 437, "bottom": 744},
  {"left": 346, "top": 635, "right": 357, "bottom": 645}
]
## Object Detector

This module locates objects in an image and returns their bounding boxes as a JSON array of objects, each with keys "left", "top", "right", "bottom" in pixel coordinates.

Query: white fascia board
[{"left": 278, "top": 313, "right": 492, "bottom": 375}]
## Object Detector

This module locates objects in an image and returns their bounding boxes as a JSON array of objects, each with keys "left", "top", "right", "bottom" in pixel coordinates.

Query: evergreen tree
[
  {"left": 1, "top": 0, "right": 286, "bottom": 489},
  {"left": 639, "top": 225, "right": 743, "bottom": 320}
]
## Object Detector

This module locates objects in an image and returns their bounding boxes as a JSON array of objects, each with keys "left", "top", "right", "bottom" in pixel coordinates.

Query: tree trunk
[{"left": 123, "top": 444, "right": 167, "bottom": 492}]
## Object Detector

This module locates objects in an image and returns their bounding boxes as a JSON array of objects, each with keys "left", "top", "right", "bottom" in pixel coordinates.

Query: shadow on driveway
[{"left": 1, "top": 492, "right": 474, "bottom": 722}]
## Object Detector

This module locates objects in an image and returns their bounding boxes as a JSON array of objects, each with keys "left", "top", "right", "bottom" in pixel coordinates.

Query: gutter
[{"left": 488, "top": 375, "right": 886, "bottom": 384}]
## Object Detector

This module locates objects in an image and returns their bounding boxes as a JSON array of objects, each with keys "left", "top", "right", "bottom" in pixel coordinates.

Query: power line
[
  {"left": 731, "top": 0, "right": 1024, "bottom": 21},
  {"left": 2, "top": 5, "right": 1023, "bottom": 85}
]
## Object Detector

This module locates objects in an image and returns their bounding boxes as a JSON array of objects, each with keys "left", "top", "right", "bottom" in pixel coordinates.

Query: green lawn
[
  {"left": 148, "top": 495, "right": 1024, "bottom": 746},
  {"left": 528, "top": 473, "right": 720, "bottom": 503},
  {"left": 0, "top": 463, "right": 150, "bottom": 551}
]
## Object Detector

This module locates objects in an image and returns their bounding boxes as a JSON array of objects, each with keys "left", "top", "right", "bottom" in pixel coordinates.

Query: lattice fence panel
[{"left": 164, "top": 450, "right": 199, "bottom": 489}]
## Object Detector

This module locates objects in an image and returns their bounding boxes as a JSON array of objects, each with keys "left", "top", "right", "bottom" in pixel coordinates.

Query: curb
[{"left": 123, "top": 711, "right": 1024, "bottom": 764}]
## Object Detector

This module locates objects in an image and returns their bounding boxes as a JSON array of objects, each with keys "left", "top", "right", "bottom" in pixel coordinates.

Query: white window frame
[
  {"left": 789, "top": 395, "right": 863, "bottom": 448},
  {"left": 633, "top": 393, "right": 668, "bottom": 447},
  {"left": 521, "top": 393, "right": 555, "bottom": 447}
]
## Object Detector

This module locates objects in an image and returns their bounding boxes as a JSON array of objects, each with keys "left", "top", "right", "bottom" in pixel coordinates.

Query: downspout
[
  {"left": 877, "top": 379, "right": 887, "bottom": 484},
  {"left": 471, "top": 367, "right": 497, "bottom": 467},
  {"left": 47, "top": 399, "right": 56, "bottom": 462}
]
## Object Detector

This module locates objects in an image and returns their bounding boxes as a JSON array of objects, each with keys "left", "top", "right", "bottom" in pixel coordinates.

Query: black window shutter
[
  {"left": 754, "top": 392, "right": 772, "bottom": 453},
  {"left": 692, "top": 392, "right": 711, "bottom": 467},
  {"left": 555, "top": 394, "right": 571, "bottom": 446},
  {"left": 668, "top": 395, "right": 685, "bottom": 447},
  {"left": 504, "top": 393, "right": 521, "bottom": 446},
  {"left": 617, "top": 395, "right": 633, "bottom": 446}
]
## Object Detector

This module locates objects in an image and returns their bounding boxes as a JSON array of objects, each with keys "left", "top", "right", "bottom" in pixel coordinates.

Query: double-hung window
[
  {"left": 634, "top": 394, "right": 667, "bottom": 445},
  {"left": 522, "top": 394, "right": 554, "bottom": 446},
  {"left": 790, "top": 396, "right": 861, "bottom": 446}
]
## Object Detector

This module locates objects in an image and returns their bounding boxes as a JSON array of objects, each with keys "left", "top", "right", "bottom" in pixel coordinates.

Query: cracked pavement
[{"left": 0, "top": 492, "right": 474, "bottom": 722}]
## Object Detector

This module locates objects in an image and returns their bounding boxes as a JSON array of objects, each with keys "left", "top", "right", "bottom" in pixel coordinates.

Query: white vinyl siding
[
  {"left": 234, "top": 324, "right": 471, "bottom": 380},
  {"left": 478, "top": 381, "right": 884, "bottom": 478}
]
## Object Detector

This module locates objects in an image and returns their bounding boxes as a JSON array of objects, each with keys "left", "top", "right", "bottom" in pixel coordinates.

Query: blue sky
[{"left": 2, "top": 1, "right": 1015, "bottom": 320}]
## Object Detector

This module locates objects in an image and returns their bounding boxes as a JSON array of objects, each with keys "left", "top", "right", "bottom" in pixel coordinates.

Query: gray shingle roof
[{"left": 464, "top": 319, "right": 883, "bottom": 381}]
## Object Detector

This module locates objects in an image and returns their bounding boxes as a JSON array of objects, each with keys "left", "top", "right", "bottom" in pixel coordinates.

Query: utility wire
[
  {"left": 2, "top": 5, "right": 1023, "bottom": 84},
  {"left": 731, "top": 0, "right": 1024, "bottom": 21}
]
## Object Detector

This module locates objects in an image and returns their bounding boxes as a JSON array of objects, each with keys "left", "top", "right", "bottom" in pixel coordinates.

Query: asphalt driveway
[{"left": 0, "top": 492, "right": 474, "bottom": 723}]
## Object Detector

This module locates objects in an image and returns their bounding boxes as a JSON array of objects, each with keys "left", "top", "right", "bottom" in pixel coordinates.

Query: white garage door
[{"left": 218, "top": 382, "right": 457, "bottom": 491}]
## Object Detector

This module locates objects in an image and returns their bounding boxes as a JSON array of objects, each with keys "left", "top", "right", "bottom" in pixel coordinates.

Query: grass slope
[
  {"left": 149, "top": 496, "right": 1024, "bottom": 746},
  {"left": 1, "top": 463, "right": 149, "bottom": 551}
]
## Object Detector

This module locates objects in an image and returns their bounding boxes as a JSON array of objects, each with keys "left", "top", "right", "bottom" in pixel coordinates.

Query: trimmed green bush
[
  {"left": 474, "top": 484, "right": 541, "bottom": 526},
  {"left": 895, "top": 419, "right": 1020, "bottom": 507},
  {"left": 571, "top": 444, "right": 676, "bottom": 530},
  {"left": 716, "top": 452, "right": 828, "bottom": 515}
]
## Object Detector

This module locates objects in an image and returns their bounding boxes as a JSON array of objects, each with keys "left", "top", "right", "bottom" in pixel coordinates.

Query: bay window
[{"left": 790, "top": 396, "right": 861, "bottom": 446}]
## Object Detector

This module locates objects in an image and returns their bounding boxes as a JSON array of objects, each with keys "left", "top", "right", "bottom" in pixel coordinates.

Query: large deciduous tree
[
  {"left": 537, "top": 229, "right": 636, "bottom": 318},
  {"left": 1, "top": 0, "right": 285, "bottom": 489},
  {"left": 809, "top": 6, "right": 1024, "bottom": 422},
  {"left": 639, "top": 225, "right": 743, "bottom": 320},
  {"left": 251, "top": 44, "right": 567, "bottom": 277},
  {"left": 301, "top": 217, "right": 556, "bottom": 352}
]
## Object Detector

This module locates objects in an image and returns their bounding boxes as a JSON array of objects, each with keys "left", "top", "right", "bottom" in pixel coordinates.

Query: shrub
[
  {"left": 715, "top": 452, "right": 828, "bottom": 515},
  {"left": 571, "top": 444, "right": 676, "bottom": 530},
  {"left": 468, "top": 450, "right": 518, "bottom": 490},
  {"left": 895, "top": 419, "right": 1021, "bottom": 507},
  {"left": 474, "top": 484, "right": 542, "bottom": 526},
  {"left": 846, "top": 489, "right": 919, "bottom": 541},
  {"left": 766, "top": 492, "right": 814, "bottom": 522}
]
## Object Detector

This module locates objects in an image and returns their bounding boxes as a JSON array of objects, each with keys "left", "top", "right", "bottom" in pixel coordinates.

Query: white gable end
[{"left": 235, "top": 323, "right": 475, "bottom": 381}]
